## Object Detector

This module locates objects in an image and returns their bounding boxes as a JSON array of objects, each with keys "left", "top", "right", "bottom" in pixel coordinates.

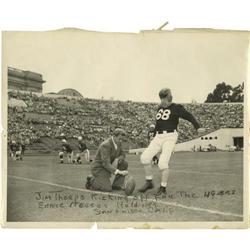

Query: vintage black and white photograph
[{"left": 1, "top": 29, "right": 249, "bottom": 227}]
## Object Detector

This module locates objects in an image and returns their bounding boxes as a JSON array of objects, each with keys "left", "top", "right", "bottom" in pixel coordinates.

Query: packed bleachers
[{"left": 7, "top": 91, "right": 243, "bottom": 151}]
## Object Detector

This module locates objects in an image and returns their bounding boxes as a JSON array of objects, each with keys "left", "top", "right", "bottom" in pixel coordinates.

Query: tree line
[{"left": 205, "top": 82, "right": 244, "bottom": 103}]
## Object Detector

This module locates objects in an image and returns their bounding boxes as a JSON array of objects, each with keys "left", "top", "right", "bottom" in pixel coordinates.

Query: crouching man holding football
[{"left": 85, "top": 128, "right": 129, "bottom": 192}]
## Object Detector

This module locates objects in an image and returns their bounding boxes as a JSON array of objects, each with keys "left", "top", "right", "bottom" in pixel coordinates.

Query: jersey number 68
[{"left": 156, "top": 109, "right": 171, "bottom": 120}]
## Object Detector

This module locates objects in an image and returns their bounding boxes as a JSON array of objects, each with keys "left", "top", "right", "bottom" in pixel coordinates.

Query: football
[{"left": 124, "top": 176, "right": 136, "bottom": 196}]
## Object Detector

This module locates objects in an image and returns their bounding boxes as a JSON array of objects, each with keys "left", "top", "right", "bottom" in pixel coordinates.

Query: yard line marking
[
  {"left": 163, "top": 169, "right": 241, "bottom": 177},
  {"left": 8, "top": 175, "right": 243, "bottom": 219},
  {"left": 130, "top": 167, "right": 241, "bottom": 177}
]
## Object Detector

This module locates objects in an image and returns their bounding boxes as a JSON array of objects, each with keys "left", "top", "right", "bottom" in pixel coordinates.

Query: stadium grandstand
[
  {"left": 7, "top": 90, "right": 243, "bottom": 153},
  {"left": 8, "top": 67, "right": 45, "bottom": 93}
]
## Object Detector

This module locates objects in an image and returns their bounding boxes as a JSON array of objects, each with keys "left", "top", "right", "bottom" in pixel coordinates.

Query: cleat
[
  {"left": 138, "top": 180, "right": 154, "bottom": 193},
  {"left": 155, "top": 186, "right": 167, "bottom": 196},
  {"left": 85, "top": 175, "right": 93, "bottom": 190}
]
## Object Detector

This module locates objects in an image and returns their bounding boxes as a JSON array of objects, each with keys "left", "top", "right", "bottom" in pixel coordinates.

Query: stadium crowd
[{"left": 8, "top": 91, "right": 243, "bottom": 150}]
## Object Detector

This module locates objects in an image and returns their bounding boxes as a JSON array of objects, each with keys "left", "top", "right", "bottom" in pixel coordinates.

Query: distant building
[
  {"left": 129, "top": 128, "right": 244, "bottom": 154},
  {"left": 174, "top": 128, "right": 243, "bottom": 151},
  {"left": 8, "top": 67, "right": 45, "bottom": 93},
  {"left": 58, "top": 88, "right": 83, "bottom": 97}
]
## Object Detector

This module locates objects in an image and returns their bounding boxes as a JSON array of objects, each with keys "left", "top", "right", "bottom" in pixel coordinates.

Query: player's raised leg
[{"left": 138, "top": 138, "right": 162, "bottom": 192}]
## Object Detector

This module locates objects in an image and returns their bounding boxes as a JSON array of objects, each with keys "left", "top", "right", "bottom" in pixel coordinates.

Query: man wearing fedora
[{"left": 85, "top": 128, "right": 128, "bottom": 192}]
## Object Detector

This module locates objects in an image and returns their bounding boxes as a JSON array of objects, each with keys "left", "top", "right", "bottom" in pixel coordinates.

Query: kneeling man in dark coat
[{"left": 85, "top": 128, "right": 128, "bottom": 192}]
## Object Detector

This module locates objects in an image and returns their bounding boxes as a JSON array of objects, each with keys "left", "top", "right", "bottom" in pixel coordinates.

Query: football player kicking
[
  {"left": 75, "top": 136, "right": 91, "bottom": 164},
  {"left": 139, "top": 88, "right": 205, "bottom": 195},
  {"left": 59, "top": 139, "right": 74, "bottom": 164}
]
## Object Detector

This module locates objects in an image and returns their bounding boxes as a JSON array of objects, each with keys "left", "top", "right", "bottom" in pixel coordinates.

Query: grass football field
[{"left": 7, "top": 151, "right": 243, "bottom": 223}]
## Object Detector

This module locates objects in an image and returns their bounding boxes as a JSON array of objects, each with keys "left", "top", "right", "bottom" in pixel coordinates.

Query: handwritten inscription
[
  {"left": 203, "top": 190, "right": 236, "bottom": 198},
  {"left": 33, "top": 189, "right": 236, "bottom": 215}
]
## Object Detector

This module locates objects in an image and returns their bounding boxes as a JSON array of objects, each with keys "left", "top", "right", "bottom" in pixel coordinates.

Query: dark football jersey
[
  {"left": 10, "top": 143, "right": 19, "bottom": 152},
  {"left": 78, "top": 141, "right": 87, "bottom": 152},
  {"left": 155, "top": 103, "right": 200, "bottom": 132},
  {"left": 62, "top": 143, "right": 73, "bottom": 153}
]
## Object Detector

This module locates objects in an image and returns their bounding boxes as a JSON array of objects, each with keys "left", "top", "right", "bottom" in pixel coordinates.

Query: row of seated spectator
[{"left": 8, "top": 91, "right": 243, "bottom": 150}]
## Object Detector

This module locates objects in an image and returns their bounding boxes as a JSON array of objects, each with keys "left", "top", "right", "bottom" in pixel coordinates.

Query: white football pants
[{"left": 141, "top": 131, "right": 178, "bottom": 169}]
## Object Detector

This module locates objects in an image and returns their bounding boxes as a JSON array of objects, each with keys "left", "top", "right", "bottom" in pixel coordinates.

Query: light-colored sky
[{"left": 4, "top": 29, "right": 249, "bottom": 103}]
